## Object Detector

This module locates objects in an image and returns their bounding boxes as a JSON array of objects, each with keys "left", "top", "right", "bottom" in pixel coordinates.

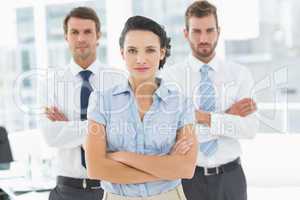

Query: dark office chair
[
  {"left": 0, "top": 127, "right": 13, "bottom": 200},
  {"left": 0, "top": 127, "right": 13, "bottom": 170}
]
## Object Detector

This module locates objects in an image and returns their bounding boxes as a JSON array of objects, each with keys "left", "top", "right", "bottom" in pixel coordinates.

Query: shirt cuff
[
  {"left": 87, "top": 112, "right": 106, "bottom": 125},
  {"left": 210, "top": 113, "right": 237, "bottom": 137}
]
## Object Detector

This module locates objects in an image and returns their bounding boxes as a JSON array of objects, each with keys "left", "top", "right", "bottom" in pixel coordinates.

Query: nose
[
  {"left": 77, "top": 33, "right": 86, "bottom": 42},
  {"left": 199, "top": 33, "right": 209, "bottom": 44},
  {"left": 136, "top": 52, "right": 146, "bottom": 64}
]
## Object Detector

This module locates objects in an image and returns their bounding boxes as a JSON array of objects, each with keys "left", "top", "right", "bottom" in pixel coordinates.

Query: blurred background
[{"left": 0, "top": 0, "right": 299, "bottom": 199}]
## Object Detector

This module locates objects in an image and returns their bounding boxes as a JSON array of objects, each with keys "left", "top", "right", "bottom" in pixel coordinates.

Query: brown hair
[
  {"left": 185, "top": 0, "right": 219, "bottom": 30},
  {"left": 63, "top": 6, "right": 101, "bottom": 34},
  {"left": 119, "top": 16, "right": 171, "bottom": 69}
]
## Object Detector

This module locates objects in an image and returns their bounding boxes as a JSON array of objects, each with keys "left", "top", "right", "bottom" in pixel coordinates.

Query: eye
[
  {"left": 70, "top": 30, "right": 79, "bottom": 35},
  {"left": 146, "top": 48, "right": 156, "bottom": 53},
  {"left": 192, "top": 29, "right": 201, "bottom": 34},
  {"left": 84, "top": 29, "right": 92, "bottom": 34},
  {"left": 127, "top": 48, "right": 137, "bottom": 54},
  {"left": 207, "top": 28, "right": 216, "bottom": 34}
]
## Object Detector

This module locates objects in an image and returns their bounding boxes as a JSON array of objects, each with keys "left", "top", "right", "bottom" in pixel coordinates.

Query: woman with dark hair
[{"left": 85, "top": 16, "right": 197, "bottom": 200}]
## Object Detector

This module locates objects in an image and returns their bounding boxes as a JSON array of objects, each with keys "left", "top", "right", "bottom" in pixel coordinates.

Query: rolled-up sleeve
[
  {"left": 87, "top": 91, "right": 107, "bottom": 125},
  {"left": 177, "top": 97, "right": 195, "bottom": 129}
]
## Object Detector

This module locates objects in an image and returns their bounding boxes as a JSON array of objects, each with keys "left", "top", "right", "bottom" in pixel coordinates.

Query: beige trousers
[{"left": 102, "top": 185, "right": 186, "bottom": 200}]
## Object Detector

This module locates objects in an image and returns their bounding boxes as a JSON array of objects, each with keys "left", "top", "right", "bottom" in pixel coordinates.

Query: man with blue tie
[
  {"left": 39, "top": 7, "right": 124, "bottom": 200},
  {"left": 161, "top": 1, "right": 258, "bottom": 200}
]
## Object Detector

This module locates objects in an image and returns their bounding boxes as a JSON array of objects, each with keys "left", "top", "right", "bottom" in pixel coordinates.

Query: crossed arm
[
  {"left": 196, "top": 98, "right": 258, "bottom": 139},
  {"left": 41, "top": 107, "right": 88, "bottom": 148},
  {"left": 44, "top": 106, "right": 198, "bottom": 183},
  {"left": 85, "top": 120, "right": 197, "bottom": 184}
]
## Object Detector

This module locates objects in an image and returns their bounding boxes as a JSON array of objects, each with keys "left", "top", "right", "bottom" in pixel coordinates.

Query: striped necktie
[{"left": 198, "top": 64, "right": 218, "bottom": 157}]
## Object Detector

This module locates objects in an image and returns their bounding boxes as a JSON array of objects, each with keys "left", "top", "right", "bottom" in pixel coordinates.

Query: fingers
[
  {"left": 53, "top": 107, "right": 66, "bottom": 120},
  {"left": 239, "top": 108, "right": 254, "bottom": 117},
  {"left": 45, "top": 107, "right": 56, "bottom": 121},
  {"left": 232, "top": 98, "right": 257, "bottom": 117},
  {"left": 170, "top": 137, "right": 186, "bottom": 154},
  {"left": 44, "top": 106, "right": 68, "bottom": 121},
  {"left": 171, "top": 137, "right": 193, "bottom": 155},
  {"left": 238, "top": 98, "right": 252, "bottom": 104},
  {"left": 178, "top": 140, "right": 193, "bottom": 154},
  {"left": 51, "top": 107, "right": 64, "bottom": 121},
  {"left": 178, "top": 145, "right": 191, "bottom": 155},
  {"left": 238, "top": 100, "right": 257, "bottom": 117}
]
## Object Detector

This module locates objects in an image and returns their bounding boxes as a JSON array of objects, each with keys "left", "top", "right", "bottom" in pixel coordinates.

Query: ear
[
  {"left": 64, "top": 33, "right": 68, "bottom": 42},
  {"left": 96, "top": 32, "right": 101, "bottom": 46},
  {"left": 183, "top": 28, "right": 189, "bottom": 39},
  {"left": 120, "top": 48, "right": 125, "bottom": 60},
  {"left": 160, "top": 48, "right": 166, "bottom": 60},
  {"left": 97, "top": 31, "right": 101, "bottom": 40}
]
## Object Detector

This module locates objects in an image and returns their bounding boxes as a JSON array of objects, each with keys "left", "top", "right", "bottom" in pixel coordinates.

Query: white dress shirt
[
  {"left": 160, "top": 54, "right": 259, "bottom": 168},
  {"left": 39, "top": 59, "right": 127, "bottom": 178}
]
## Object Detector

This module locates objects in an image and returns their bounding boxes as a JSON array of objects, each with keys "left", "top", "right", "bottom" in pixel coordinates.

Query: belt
[
  {"left": 197, "top": 158, "right": 241, "bottom": 176},
  {"left": 57, "top": 176, "right": 102, "bottom": 190}
]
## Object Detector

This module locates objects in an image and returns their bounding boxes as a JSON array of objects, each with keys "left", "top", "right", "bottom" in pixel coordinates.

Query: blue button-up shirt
[{"left": 87, "top": 78, "right": 194, "bottom": 197}]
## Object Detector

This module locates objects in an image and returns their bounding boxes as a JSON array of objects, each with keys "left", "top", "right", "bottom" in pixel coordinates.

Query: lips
[
  {"left": 199, "top": 45, "right": 211, "bottom": 48},
  {"left": 133, "top": 66, "right": 150, "bottom": 72}
]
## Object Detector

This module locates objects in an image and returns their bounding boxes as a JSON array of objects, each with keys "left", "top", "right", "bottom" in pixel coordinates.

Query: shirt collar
[
  {"left": 69, "top": 58, "right": 101, "bottom": 76},
  {"left": 154, "top": 78, "right": 170, "bottom": 102},
  {"left": 188, "top": 54, "right": 220, "bottom": 72},
  {"left": 112, "top": 78, "right": 170, "bottom": 103},
  {"left": 112, "top": 79, "right": 131, "bottom": 96}
]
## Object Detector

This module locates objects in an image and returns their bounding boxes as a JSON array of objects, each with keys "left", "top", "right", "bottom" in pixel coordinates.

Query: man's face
[
  {"left": 184, "top": 15, "right": 219, "bottom": 62},
  {"left": 65, "top": 17, "right": 100, "bottom": 62}
]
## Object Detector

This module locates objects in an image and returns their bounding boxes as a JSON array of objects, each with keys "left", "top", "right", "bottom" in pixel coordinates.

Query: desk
[
  {"left": 0, "top": 165, "right": 55, "bottom": 200},
  {"left": 0, "top": 177, "right": 54, "bottom": 200}
]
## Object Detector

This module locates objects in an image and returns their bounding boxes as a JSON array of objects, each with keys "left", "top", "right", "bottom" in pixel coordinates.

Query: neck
[
  {"left": 74, "top": 55, "right": 96, "bottom": 69},
  {"left": 129, "top": 77, "right": 158, "bottom": 97}
]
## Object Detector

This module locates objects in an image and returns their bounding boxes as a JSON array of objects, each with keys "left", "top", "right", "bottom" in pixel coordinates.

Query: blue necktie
[
  {"left": 198, "top": 64, "right": 218, "bottom": 157},
  {"left": 79, "top": 70, "right": 93, "bottom": 168}
]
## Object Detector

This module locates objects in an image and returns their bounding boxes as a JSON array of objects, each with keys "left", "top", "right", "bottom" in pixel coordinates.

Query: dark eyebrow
[
  {"left": 69, "top": 28, "right": 79, "bottom": 32},
  {"left": 191, "top": 28, "right": 201, "bottom": 32},
  {"left": 207, "top": 27, "right": 217, "bottom": 32},
  {"left": 126, "top": 46, "right": 137, "bottom": 49},
  {"left": 145, "top": 45, "right": 158, "bottom": 49}
]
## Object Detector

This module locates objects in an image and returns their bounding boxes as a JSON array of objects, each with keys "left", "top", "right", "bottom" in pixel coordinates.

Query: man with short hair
[
  {"left": 40, "top": 7, "right": 124, "bottom": 200},
  {"left": 161, "top": 1, "right": 258, "bottom": 200}
]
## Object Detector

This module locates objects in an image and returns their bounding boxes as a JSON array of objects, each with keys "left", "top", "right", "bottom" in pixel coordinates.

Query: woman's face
[{"left": 121, "top": 30, "right": 166, "bottom": 82}]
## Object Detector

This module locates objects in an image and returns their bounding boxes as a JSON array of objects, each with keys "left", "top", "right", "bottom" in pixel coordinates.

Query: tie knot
[
  {"left": 200, "top": 64, "right": 211, "bottom": 74},
  {"left": 79, "top": 70, "right": 92, "bottom": 81}
]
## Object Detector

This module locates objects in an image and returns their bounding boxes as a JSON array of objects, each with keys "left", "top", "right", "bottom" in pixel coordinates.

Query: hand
[
  {"left": 195, "top": 110, "right": 211, "bottom": 126},
  {"left": 45, "top": 106, "right": 68, "bottom": 121},
  {"left": 226, "top": 98, "right": 257, "bottom": 117},
  {"left": 170, "top": 137, "right": 193, "bottom": 155}
]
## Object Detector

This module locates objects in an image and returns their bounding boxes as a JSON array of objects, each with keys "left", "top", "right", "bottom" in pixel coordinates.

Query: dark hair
[
  {"left": 185, "top": 0, "right": 219, "bottom": 30},
  {"left": 119, "top": 15, "right": 171, "bottom": 69},
  {"left": 63, "top": 7, "right": 101, "bottom": 35}
]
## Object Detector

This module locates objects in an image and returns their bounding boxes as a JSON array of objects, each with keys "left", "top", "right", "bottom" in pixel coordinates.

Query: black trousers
[
  {"left": 182, "top": 164, "right": 247, "bottom": 200},
  {"left": 49, "top": 184, "right": 103, "bottom": 200}
]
